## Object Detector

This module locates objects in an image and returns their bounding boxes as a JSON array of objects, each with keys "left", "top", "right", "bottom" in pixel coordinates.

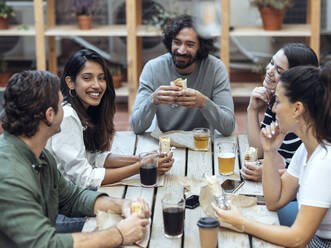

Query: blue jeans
[
  {"left": 277, "top": 200, "right": 298, "bottom": 227},
  {"left": 56, "top": 214, "right": 87, "bottom": 233}
]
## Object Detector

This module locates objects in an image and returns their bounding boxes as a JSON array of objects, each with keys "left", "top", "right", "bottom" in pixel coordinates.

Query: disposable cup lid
[{"left": 197, "top": 217, "right": 219, "bottom": 228}]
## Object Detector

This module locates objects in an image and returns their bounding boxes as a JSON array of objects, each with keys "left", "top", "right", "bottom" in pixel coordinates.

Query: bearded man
[{"left": 130, "top": 15, "right": 235, "bottom": 135}]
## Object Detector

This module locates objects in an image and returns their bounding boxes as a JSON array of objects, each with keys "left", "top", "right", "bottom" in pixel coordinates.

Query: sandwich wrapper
[
  {"left": 103, "top": 174, "right": 165, "bottom": 187},
  {"left": 83, "top": 210, "right": 150, "bottom": 248},
  {"left": 177, "top": 175, "right": 268, "bottom": 233},
  {"left": 151, "top": 128, "right": 195, "bottom": 150}
]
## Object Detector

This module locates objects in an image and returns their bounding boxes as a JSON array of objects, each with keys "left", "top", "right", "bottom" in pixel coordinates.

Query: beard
[{"left": 171, "top": 51, "right": 197, "bottom": 69}]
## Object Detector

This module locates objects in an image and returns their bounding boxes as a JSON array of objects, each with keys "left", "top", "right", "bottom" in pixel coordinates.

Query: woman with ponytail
[{"left": 213, "top": 63, "right": 331, "bottom": 247}]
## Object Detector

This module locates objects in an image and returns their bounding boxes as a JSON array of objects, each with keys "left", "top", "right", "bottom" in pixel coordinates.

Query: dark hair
[
  {"left": 282, "top": 43, "right": 319, "bottom": 68},
  {"left": 280, "top": 63, "right": 331, "bottom": 145},
  {"left": 162, "top": 15, "right": 215, "bottom": 60},
  {"left": 0, "top": 70, "right": 60, "bottom": 137},
  {"left": 269, "top": 43, "right": 319, "bottom": 107},
  {"left": 61, "top": 49, "right": 116, "bottom": 152}
]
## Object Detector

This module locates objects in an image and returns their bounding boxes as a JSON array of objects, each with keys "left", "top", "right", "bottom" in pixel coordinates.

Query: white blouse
[
  {"left": 46, "top": 104, "right": 109, "bottom": 188},
  {"left": 287, "top": 143, "right": 331, "bottom": 239}
]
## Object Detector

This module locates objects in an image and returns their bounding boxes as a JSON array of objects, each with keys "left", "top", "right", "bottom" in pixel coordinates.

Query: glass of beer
[
  {"left": 139, "top": 152, "right": 159, "bottom": 187},
  {"left": 162, "top": 194, "right": 185, "bottom": 238},
  {"left": 217, "top": 142, "right": 236, "bottom": 175},
  {"left": 193, "top": 128, "right": 210, "bottom": 151}
]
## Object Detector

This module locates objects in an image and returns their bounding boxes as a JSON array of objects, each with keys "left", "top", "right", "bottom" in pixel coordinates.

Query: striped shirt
[{"left": 261, "top": 107, "right": 302, "bottom": 167}]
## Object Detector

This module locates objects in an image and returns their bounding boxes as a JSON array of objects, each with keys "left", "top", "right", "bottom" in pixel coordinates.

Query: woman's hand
[
  {"left": 260, "top": 122, "right": 285, "bottom": 153},
  {"left": 212, "top": 202, "right": 245, "bottom": 232},
  {"left": 240, "top": 160, "right": 263, "bottom": 182},
  {"left": 157, "top": 152, "right": 174, "bottom": 174},
  {"left": 247, "top": 87, "right": 270, "bottom": 111}
]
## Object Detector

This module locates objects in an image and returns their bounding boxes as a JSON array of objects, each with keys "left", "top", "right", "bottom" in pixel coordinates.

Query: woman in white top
[
  {"left": 47, "top": 49, "right": 174, "bottom": 189},
  {"left": 214, "top": 63, "right": 331, "bottom": 247}
]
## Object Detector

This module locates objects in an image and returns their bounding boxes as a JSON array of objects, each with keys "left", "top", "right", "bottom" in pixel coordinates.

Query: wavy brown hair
[
  {"left": 162, "top": 15, "right": 215, "bottom": 60},
  {"left": 1, "top": 70, "right": 60, "bottom": 137},
  {"left": 61, "top": 49, "right": 116, "bottom": 152}
]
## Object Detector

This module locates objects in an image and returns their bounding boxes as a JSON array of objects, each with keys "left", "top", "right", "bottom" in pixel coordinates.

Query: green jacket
[{"left": 0, "top": 132, "right": 105, "bottom": 247}]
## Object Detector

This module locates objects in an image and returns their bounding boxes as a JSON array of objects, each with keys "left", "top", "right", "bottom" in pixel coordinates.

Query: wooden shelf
[
  {"left": 136, "top": 25, "right": 162, "bottom": 37},
  {"left": 231, "top": 82, "right": 261, "bottom": 98},
  {"left": 230, "top": 24, "right": 311, "bottom": 37},
  {"left": 29, "top": 0, "right": 320, "bottom": 113},
  {"left": 45, "top": 25, "right": 127, "bottom": 37},
  {"left": 0, "top": 25, "right": 35, "bottom": 36},
  {"left": 220, "top": 0, "right": 321, "bottom": 74}
]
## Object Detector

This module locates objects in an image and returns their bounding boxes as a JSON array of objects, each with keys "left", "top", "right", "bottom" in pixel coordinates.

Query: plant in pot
[
  {"left": 109, "top": 64, "right": 123, "bottom": 89},
  {"left": 250, "top": 0, "right": 293, "bottom": 30},
  {"left": 71, "top": 0, "right": 96, "bottom": 30},
  {"left": 144, "top": 3, "right": 177, "bottom": 30},
  {"left": 0, "top": 1, "right": 15, "bottom": 30}
]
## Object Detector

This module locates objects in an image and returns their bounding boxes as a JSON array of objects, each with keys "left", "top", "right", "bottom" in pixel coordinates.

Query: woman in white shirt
[
  {"left": 213, "top": 63, "right": 331, "bottom": 247},
  {"left": 47, "top": 49, "right": 174, "bottom": 189}
]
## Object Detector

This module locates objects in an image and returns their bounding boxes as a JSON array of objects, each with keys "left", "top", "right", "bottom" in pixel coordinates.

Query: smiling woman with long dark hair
[{"left": 46, "top": 49, "right": 174, "bottom": 189}]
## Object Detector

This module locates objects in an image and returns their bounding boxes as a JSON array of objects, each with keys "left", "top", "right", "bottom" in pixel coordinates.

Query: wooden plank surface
[
  {"left": 251, "top": 206, "right": 282, "bottom": 248},
  {"left": 46, "top": 0, "right": 57, "bottom": 74},
  {"left": 34, "top": 0, "right": 46, "bottom": 71},
  {"left": 230, "top": 24, "right": 311, "bottom": 37},
  {"left": 237, "top": 135, "right": 263, "bottom": 196},
  {"left": 213, "top": 134, "right": 250, "bottom": 247},
  {"left": 44, "top": 25, "right": 127, "bottom": 36},
  {"left": 309, "top": 0, "right": 321, "bottom": 58},
  {"left": 82, "top": 132, "right": 282, "bottom": 247},
  {"left": 0, "top": 25, "right": 35, "bottom": 36},
  {"left": 82, "top": 132, "right": 137, "bottom": 232},
  {"left": 149, "top": 148, "right": 186, "bottom": 248},
  {"left": 103, "top": 131, "right": 137, "bottom": 198},
  {"left": 126, "top": 0, "right": 141, "bottom": 114},
  {"left": 221, "top": 0, "right": 230, "bottom": 73},
  {"left": 184, "top": 149, "right": 213, "bottom": 248}
]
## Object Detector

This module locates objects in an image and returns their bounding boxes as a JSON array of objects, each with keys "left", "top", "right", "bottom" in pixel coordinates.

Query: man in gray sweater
[{"left": 130, "top": 15, "right": 235, "bottom": 135}]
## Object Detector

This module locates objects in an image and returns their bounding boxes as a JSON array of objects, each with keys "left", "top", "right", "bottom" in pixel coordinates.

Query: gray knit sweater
[{"left": 130, "top": 53, "right": 235, "bottom": 136}]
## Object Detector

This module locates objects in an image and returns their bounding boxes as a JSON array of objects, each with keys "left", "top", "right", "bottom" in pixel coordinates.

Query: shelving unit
[
  {"left": 0, "top": 0, "right": 321, "bottom": 112},
  {"left": 221, "top": 0, "right": 321, "bottom": 73}
]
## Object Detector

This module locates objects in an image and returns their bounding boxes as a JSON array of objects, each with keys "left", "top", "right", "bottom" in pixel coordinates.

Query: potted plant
[
  {"left": 0, "top": 57, "right": 12, "bottom": 87},
  {"left": 250, "top": 0, "right": 293, "bottom": 30},
  {"left": 0, "top": 1, "right": 15, "bottom": 30},
  {"left": 145, "top": 3, "right": 177, "bottom": 30},
  {"left": 71, "top": 0, "right": 96, "bottom": 30},
  {"left": 109, "top": 64, "right": 123, "bottom": 89}
]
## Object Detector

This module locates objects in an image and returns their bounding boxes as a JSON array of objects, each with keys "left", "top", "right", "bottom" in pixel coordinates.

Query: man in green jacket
[{"left": 0, "top": 70, "right": 150, "bottom": 248}]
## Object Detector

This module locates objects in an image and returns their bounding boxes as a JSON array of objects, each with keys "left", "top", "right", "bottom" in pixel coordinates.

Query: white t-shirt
[
  {"left": 46, "top": 104, "right": 108, "bottom": 189},
  {"left": 287, "top": 143, "right": 331, "bottom": 239}
]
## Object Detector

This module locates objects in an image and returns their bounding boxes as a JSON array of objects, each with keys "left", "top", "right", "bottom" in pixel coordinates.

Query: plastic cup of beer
[
  {"left": 193, "top": 128, "right": 210, "bottom": 151},
  {"left": 217, "top": 142, "right": 236, "bottom": 175}
]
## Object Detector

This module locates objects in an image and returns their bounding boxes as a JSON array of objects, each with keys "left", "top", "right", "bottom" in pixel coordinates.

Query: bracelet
[{"left": 115, "top": 226, "right": 124, "bottom": 246}]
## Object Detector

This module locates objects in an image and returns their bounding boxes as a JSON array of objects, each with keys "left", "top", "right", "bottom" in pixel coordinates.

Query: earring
[{"left": 69, "top": 89, "right": 77, "bottom": 98}]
